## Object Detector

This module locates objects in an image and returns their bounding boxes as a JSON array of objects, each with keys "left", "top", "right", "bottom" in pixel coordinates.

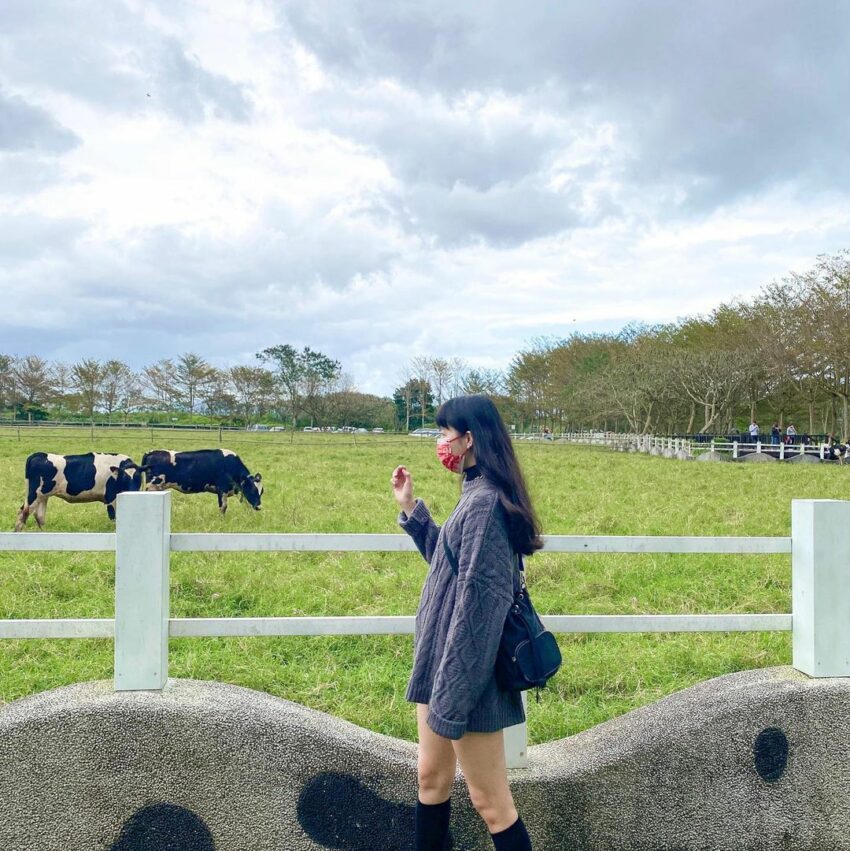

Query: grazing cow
[
  {"left": 141, "top": 449, "right": 263, "bottom": 514},
  {"left": 15, "top": 452, "right": 144, "bottom": 531}
]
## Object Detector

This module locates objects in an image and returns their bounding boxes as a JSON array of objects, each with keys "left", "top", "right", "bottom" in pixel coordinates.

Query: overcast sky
[{"left": 2, "top": 1, "right": 849, "bottom": 395}]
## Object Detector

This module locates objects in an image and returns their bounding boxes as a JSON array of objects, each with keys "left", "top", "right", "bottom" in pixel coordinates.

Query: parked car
[
  {"left": 247, "top": 424, "right": 270, "bottom": 431},
  {"left": 409, "top": 428, "right": 440, "bottom": 438},
  {"left": 269, "top": 426, "right": 286, "bottom": 432},
  {"left": 302, "top": 426, "right": 320, "bottom": 432},
  {"left": 372, "top": 428, "right": 385, "bottom": 433}
]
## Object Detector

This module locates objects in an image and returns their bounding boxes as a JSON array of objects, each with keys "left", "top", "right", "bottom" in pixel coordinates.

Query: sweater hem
[{"left": 426, "top": 708, "right": 467, "bottom": 740}]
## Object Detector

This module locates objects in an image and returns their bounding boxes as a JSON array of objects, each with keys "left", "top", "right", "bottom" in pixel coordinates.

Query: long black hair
[{"left": 436, "top": 394, "right": 543, "bottom": 556}]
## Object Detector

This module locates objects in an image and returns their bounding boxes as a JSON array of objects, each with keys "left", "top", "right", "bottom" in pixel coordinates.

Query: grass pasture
[{"left": 1, "top": 428, "right": 847, "bottom": 744}]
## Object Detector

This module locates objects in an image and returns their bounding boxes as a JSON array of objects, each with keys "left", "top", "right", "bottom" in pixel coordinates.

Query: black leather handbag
[{"left": 442, "top": 537, "right": 562, "bottom": 696}]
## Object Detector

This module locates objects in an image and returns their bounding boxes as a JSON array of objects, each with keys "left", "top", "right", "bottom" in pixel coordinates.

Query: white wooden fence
[
  {"left": 539, "top": 430, "right": 841, "bottom": 461},
  {"left": 2, "top": 492, "right": 849, "bottom": 768}
]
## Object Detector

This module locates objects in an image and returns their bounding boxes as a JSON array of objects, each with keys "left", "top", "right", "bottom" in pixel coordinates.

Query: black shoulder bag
[{"left": 442, "top": 536, "right": 562, "bottom": 700}]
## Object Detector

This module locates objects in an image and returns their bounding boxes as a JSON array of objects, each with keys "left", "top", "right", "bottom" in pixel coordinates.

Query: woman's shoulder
[{"left": 458, "top": 479, "right": 505, "bottom": 523}]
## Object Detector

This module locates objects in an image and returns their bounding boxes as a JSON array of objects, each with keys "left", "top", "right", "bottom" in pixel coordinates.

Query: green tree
[
  {"left": 393, "top": 378, "right": 433, "bottom": 429},
  {"left": 257, "top": 344, "right": 341, "bottom": 428}
]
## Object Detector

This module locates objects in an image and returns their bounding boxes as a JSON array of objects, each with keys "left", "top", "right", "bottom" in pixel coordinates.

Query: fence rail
[
  {"left": 2, "top": 492, "right": 849, "bottom": 768},
  {"left": 548, "top": 431, "right": 849, "bottom": 462}
]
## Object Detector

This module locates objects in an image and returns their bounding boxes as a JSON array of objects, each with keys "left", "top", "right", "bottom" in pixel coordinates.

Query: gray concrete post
[
  {"left": 503, "top": 691, "right": 528, "bottom": 768},
  {"left": 114, "top": 491, "right": 171, "bottom": 691}
]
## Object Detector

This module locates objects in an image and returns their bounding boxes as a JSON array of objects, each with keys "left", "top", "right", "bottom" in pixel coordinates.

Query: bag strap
[
  {"left": 442, "top": 535, "right": 524, "bottom": 592},
  {"left": 442, "top": 535, "right": 460, "bottom": 576}
]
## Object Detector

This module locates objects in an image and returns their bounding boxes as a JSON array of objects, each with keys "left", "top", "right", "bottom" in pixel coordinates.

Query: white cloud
[{"left": 1, "top": 0, "right": 849, "bottom": 396}]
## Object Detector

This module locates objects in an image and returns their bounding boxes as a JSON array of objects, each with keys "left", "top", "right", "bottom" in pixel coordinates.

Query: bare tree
[
  {"left": 13, "top": 356, "right": 55, "bottom": 411},
  {"left": 100, "top": 360, "right": 132, "bottom": 423},
  {"left": 673, "top": 349, "right": 749, "bottom": 433},
  {"left": 198, "top": 368, "right": 235, "bottom": 418},
  {"left": 410, "top": 355, "right": 433, "bottom": 426},
  {"left": 800, "top": 252, "right": 850, "bottom": 438},
  {"left": 429, "top": 357, "right": 452, "bottom": 406},
  {"left": 71, "top": 359, "right": 107, "bottom": 420},
  {"left": 448, "top": 357, "right": 468, "bottom": 397},
  {"left": 0, "top": 354, "right": 16, "bottom": 416},
  {"left": 230, "top": 365, "right": 276, "bottom": 425},
  {"left": 118, "top": 369, "right": 144, "bottom": 423},
  {"left": 144, "top": 359, "right": 178, "bottom": 410},
  {"left": 50, "top": 362, "right": 74, "bottom": 420},
  {"left": 174, "top": 353, "right": 215, "bottom": 415}
]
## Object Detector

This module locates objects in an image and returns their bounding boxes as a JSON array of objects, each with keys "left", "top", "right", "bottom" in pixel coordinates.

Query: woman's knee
[
  {"left": 417, "top": 761, "right": 454, "bottom": 798},
  {"left": 468, "top": 791, "right": 517, "bottom": 832}
]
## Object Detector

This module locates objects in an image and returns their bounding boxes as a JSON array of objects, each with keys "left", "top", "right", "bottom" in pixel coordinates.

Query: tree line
[
  {"left": 3, "top": 251, "right": 849, "bottom": 435},
  {"left": 503, "top": 251, "right": 850, "bottom": 436},
  {"left": 0, "top": 346, "right": 394, "bottom": 429}
]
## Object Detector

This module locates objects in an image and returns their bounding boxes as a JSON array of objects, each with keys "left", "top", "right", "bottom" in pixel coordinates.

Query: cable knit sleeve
[
  {"left": 398, "top": 498, "right": 441, "bottom": 564},
  {"left": 426, "top": 493, "right": 515, "bottom": 739}
]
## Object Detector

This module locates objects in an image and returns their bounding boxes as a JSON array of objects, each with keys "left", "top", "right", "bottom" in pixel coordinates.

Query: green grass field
[{"left": 1, "top": 429, "right": 847, "bottom": 744}]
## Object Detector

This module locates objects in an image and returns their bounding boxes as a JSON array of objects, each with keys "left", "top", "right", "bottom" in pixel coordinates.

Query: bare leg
[
  {"left": 416, "top": 703, "right": 456, "bottom": 804},
  {"left": 452, "top": 728, "right": 518, "bottom": 835},
  {"left": 217, "top": 492, "right": 228, "bottom": 515}
]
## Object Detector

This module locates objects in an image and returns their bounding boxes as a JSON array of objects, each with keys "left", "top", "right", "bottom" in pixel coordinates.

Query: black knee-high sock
[
  {"left": 415, "top": 797, "right": 451, "bottom": 851},
  {"left": 490, "top": 815, "right": 532, "bottom": 850}
]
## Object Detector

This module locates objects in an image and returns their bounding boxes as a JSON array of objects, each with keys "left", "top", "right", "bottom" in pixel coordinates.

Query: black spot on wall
[
  {"left": 109, "top": 803, "right": 215, "bottom": 851},
  {"left": 754, "top": 727, "right": 788, "bottom": 782},
  {"left": 298, "top": 771, "right": 454, "bottom": 850}
]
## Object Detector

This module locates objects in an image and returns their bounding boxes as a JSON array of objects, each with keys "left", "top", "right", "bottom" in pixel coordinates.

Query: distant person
[
  {"left": 770, "top": 423, "right": 781, "bottom": 445},
  {"left": 391, "top": 395, "right": 539, "bottom": 850},
  {"left": 786, "top": 423, "right": 797, "bottom": 444},
  {"left": 748, "top": 421, "right": 759, "bottom": 442},
  {"left": 826, "top": 433, "right": 841, "bottom": 461},
  {"left": 542, "top": 426, "right": 553, "bottom": 441}
]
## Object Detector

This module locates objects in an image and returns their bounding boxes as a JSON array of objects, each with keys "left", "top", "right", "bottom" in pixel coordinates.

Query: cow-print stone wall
[{"left": 0, "top": 667, "right": 847, "bottom": 850}]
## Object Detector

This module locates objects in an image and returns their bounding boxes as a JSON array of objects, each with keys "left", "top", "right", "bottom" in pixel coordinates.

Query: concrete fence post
[
  {"left": 114, "top": 491, "right": 172, "bottom": 691},
  {"left": 792, "top": 499, "right": 850, "bottom": 677},
  {"left": 503, "top": 692, "right": 528, "bottom": 768},
  {"left": 733, "top": 441, "right": 739, "bottom": 459}
]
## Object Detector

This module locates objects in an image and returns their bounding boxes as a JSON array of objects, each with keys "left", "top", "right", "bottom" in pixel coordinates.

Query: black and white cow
[
  {"left": 15, "top": 452, "right": 144, "bottom": 531},
  {"left": 141, "top": 449, "right": 263, "bottom": 514}
]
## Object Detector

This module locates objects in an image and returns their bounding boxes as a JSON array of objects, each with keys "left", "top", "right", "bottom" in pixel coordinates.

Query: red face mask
[{"left": 436, "top": 434, "right": 468, "bottom": 473}]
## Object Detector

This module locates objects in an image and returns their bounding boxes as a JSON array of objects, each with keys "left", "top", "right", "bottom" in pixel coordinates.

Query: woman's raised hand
[{"left": 391, "top": 465, "right": 416, "bottom": 515}]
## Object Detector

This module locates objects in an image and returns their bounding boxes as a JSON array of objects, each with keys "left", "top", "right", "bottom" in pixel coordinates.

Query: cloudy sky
[{"left": 2, "top": 1, "right": 849, "bottom": 395}]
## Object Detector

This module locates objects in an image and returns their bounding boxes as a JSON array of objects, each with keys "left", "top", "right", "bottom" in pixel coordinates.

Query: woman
[{"left": 391, "top": 395, "right": 542, "bottom": 851}]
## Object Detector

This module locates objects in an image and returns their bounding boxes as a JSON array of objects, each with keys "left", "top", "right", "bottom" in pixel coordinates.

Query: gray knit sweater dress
[{"left": 399, "top": 467, "right": 525, "bottom": 739}]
